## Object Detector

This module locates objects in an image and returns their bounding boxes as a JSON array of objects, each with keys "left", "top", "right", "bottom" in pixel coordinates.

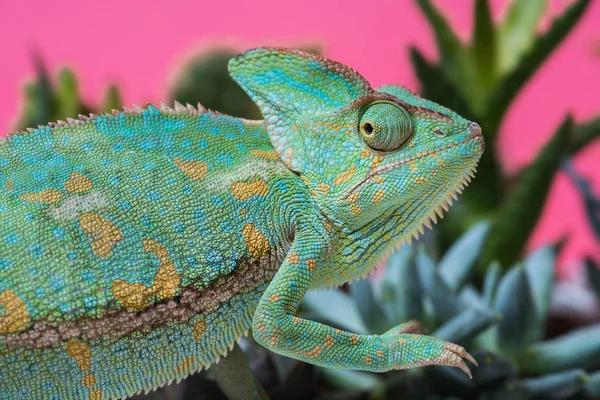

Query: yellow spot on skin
[
  {"left": 242, "top": 224, "right": 270, "bottom": 259},
  {"left": 3, "top": 178, "right": 15, "bottom": 192},
  {"left": 437, "top": 160, "right": 446, "bottom": 168},
  {"left": 300, "top": 175, "right": 310, "bottom": 184},
  {"left": 293, "top": 316, "right": 301, "bottom": 325},
  {"left": 310, "top": 189, "right": 318, "bottom": 198},
  {"left": 318, "top": 183, "right": 330, "bottom": 195},
  {"left": 88, "top": 389, "right": 104, "bottom": 400},
  {"left": 79, "top": 213, "right": 123, "bottom": 258},
  {"left": 372, "top": 175, "right": 384, "bottom": 184},
  {"left": 334, "top": 329, "right": 342, "bottom": 335},
  {"left": 351, "top": 335, "right": 359, "bottom": 345},
  {"left": 365, "top": 356, "right": 373, "bottom": 365},
  {"left": 415, "top": 176, "right": 427, "bottom": 184},
  {"left": 347, "top": 192, "right": 360, "bottom": 204},
  {"left": 249, "top": 149, "right": 279, "bottom": 160},
  {"left": 350, "top": 204, "right": 362, "bottom": 215},
  {"left": 231, "top": 178, "right": 269, "bottom": 201},
  {"left": 65, "top": 339, "right": 92, "bottom": 371},
  {"left": 409, "top": 161, "right": 418, "bottom": 172},
  {"left": 239, "top": 208, "right": 247, "bottom": 216},
  {"left": 270, "top": 335, "right": 278, "bottom": 345},
  {"left": 176, "top": 357, "right": 196, "bottom": 375},
  {"left": 268, "top": 294, "right": 280, "bottom": 303},
  {"left": 288, "top": 253, "right": 300, "bottom": 265},
  {"left": 324, "top": 334, "right": 335, "bottom": 348},
  {"left": 111, "top": 239, "right": 181, "bottom": 311},
  {"left": 371, "top": 156, "right": 381, "bottom": 170},
  {"left": 333, "top": 164, "right": 356, "bottom": 186},
  {"left": 19, "top": 189, "right": 62, "bottom": 205},
  {"left": 257, "top": 324, "right": 266, "bottom": 332},
  {"left": 376, "top": 350, "right": 384, "bottom": 358},
  {"left": 81, "top": 374, "right": 97, "bottom": 388},
  {"left": 324, "top": 220, "right": 333, "bottom": 233},
  {"left": 194, "top": 319, "right": 207, "bottom": 341},
  {"left": 306, "top": 259, "right": 317, "bottom": 273},
  {"left": 64, "top": 172, "right": 93, "bottom": 194},
  {"left": 383, "top": 233, "right": 392, "bottom": 241},
  {"left": 372, "top": 189, "right": 385, "bottom": 204},
  {"left": 303, "top": 345, "right": 324, "bottom": 359},
  {"left": 360, "top": 149, "right": 371, "bottom": 159},
  {"left": 0, "top": 289, "right": 31, "bottom": 334},
  {"left": 174, "top": 157, "right": 208, "bottom": 181},
  {"left": 398, "top": 338, "right": 408, "bottom": 345}
]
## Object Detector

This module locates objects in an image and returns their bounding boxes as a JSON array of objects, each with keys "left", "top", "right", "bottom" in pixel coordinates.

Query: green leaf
[
  {"left": 569, "top": 115, "right": 600, "bottom": 153},
  {"left": 479, "top": 379, "right": 531, "bottom": 400},
  {"left": 350, "top": 278, "right": 392, "bottom": 333},
  {"left": 320, "top": 368, "right": 383, "bottom": 392},
  {"left": 381, "top": 246, "right": 423, "bottom": 323},
  {"left": 497, "top": 0, "right": 547, "bottom": 75},
  {"left": 523, "top": 246, "right": 555, "bottom": 340},
  {"left": 213, "top": 344, "right": 268, "bottom": 400},
  {"left": 438, "top": 221, "right": 490, "bottom": 290},
  {"left": 432, "top": 307, "right": 498, "bottom": 345},
  {"left": 482, "top": 261, "right": 502, "bottom": 307},
  {"left": 472, "top": 0, "right": 497, "bottom": 90},
  {"left": 519, "top": 324, "right": 600, "bottom": 374},
  {"left": 302, "top": 289, "right": 367, "bottom": 334},
  {"left": 103, "top": 84, "right": 123, "bottom": 112},
  {"left": 495, "top": 266, "right": 537, "bottom": 353},
  {"left": 481, "top": 117, "right": 571, "bottom": 269},
  {"left": 585, "top": 258, "right": 600, "bottom": 299},
  {"left": 416, "top": 247, "right": 460, "bottom": 322},
  {"left": 55, "top": 68, "right": 81, "bottom": 119},
  {"left": 523, "top": 369, "right": 587, "bottom": 400},
  {"left": 585, "top": 370, "right": 600, "bottom": 398},
  {"left": 487, "top": 0, "right": 590, "bottom": 130}
]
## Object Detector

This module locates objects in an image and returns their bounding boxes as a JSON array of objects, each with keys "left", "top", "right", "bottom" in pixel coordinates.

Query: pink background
[{"left": 1, "top": 0, "right": 599, "bottom": 276}]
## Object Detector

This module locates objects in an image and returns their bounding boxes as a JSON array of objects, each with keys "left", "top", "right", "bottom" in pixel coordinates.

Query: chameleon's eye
[{"left": 359, "top": 102, "right": 413, "bottom": 152}]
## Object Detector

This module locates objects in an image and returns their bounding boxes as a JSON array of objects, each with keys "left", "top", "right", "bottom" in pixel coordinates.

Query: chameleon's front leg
[{"left": 252, "top": 227, "right": 476, "bottom": 376}]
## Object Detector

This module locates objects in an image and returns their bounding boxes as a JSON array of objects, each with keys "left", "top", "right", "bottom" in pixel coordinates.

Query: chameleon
[{"left": 0, "top": 47, "right": 484, "bottom": 399}]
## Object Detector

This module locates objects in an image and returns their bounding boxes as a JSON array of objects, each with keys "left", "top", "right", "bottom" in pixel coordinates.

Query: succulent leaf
[
  {"left": 350, "top": 278, "right": 393, "bottom": 333},
  {"left": 302, "top": 289, "right": 368, "bottom": 334},
  {"left": 432, "top": 307, "right": 498, "bottom": 345},
  {"left": 522, "top": 369, "right": 587, "bottom": 400},
  {"left": 523, "top": 246, "right": 555, "bottom": 340}
]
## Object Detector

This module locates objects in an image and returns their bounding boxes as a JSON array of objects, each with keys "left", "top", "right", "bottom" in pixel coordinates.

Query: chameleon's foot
[
  {"left": 389, "top": 335, "right": 477, "bottom": 378},
  {"left": 436, "top": 341, "right": 478, "bottom": 378}
]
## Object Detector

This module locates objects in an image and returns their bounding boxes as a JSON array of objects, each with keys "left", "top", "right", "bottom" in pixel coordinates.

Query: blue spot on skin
[
  {"left": 181, "top": 139, "right": 192, "bottom": 148},
  {"left": 0, "top": 259, "right": 13, "bottom": 270},
  {"left": 211, "top": 195, "right": 223, "bottom": 206},
  {"left": 50, "top": 275, "right": 65, "bottom": 291},
  {"left": 109, "top": 176, "right": 121, "bottom": 185},
  {"left": 198, "top": 139, "right": 208, "bottom": 149},
  {"left": 29, "top": 244, "right": 44, "bottom": 258},
  {"left": 66, "top": 251, "right": 78, "bottom": 260},
  {"left": 81, "top": 143, "right": 93, "bottom": 152},
  {"left": 173, "top": 222, "right": 185, "bottom": 234},
  {"left": 0, "top": 205, "right": 7, "bottom": 213},
  {"left": 144, "top": 161, "right": 156, "bottom": 170},
  {"left": 147, "top": 191, "right": 161, "bottom": 202},
  {"left": 182, "top": 186, "right": 193, "bottom": 195},
  {"left": 53, "top": 227, "right": 65, "bottom": 240},
  {"left": 112, "top": 143, "right": 125, "bottom": 152},
  {"left": 141, "top": 215, "right": 152, "bottom": 228},
  {"left": 34, "top": 287, "right": 46, "bottom": 298},
  {"left": 4, "top": 233, "right": 20, "bottom": 245},
  {"left": 119, "top": 200, "right": 132, "bottom": 211},
  {"left": 166, "top": 178, "right": 176, "bottom": 185},
  {"left": 82, "top": 269, "right": 96, "bottom": 283},
  {"left": 25, "top": 213, "right": 35, "bottom": 222},
  {"left": 217, "top": 153, "right": 233, "bottom": 165}
]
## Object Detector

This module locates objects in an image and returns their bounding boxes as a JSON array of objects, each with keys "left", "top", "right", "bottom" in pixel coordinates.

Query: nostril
[{"left": 468, "top": 122, "right": 482, "bottom": 138}]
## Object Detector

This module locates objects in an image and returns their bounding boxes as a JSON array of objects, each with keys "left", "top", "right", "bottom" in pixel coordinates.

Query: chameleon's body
[{"left": 0, "top": 48, "right": 483, "bottom": 399}]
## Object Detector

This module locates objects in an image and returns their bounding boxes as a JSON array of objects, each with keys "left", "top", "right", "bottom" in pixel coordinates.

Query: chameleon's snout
[{"left": 468, "top": 122, "right": 485, "bottom": 153}]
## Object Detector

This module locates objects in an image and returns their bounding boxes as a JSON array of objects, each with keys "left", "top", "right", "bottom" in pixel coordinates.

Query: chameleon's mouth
[{"left": 343, "top": 133, "right": 483, "bottom": 199}]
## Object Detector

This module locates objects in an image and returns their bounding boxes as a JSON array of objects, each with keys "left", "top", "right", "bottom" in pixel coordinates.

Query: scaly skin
[{"left": 0, "top": 48, "right": 484, "bottom": 399}]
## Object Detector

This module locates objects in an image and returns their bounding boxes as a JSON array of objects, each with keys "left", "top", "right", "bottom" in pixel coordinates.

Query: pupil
[{"left": 364, "top": 123, "right": 374, "bottom": 134}]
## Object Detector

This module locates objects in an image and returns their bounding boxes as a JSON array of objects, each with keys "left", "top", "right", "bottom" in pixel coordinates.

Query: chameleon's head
[{"left": 230, "top": 48, "right": 483, "bottom": 239}]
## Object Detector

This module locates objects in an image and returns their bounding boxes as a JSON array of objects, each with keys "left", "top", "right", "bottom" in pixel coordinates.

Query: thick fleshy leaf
[
  {"left": 432, "top": 308, "right": 498, "bottom": 345},
  {"left": 522, "top": 369, "right": 587, "bottom": 400},
  {"left": 586, "top": 258, "right": 600, "bottom": 299},
  {"left": 439, "top": 221, "right": 490, "bottom": 290},
  {"left": 487, "top": 0, "right": 590, "bottom": 129},
  {"left": 482, "top": 261, "right": 502, "bottom": 306},
  {"left": 565, "top": 161, "right": 600, "bottom": 239},
  {"left": 519, "top": 325, "right": 600, "bottom": 374},
  {"left": 350, "top": 278, "right": 392, "bottom": 333},
  {"left": 320, "top": 368, "right": 383, "bottom": 392},
  {"left": 479, "top": 379, "right": 530, "bottom": 400},
  {"left": 103, "top": 85, "right": 123, "bottom": 112},
  {"left": 495, "top": 266, "right": 537, "bottom": 353},
  {"left": 570, "top": 115, "right": 600, "bottom": 153},
  {"left": 213, "top": 344, "right": 268, "bottom": 400},
  {"left": 472, "top": 0, "right": 497, "bottom": 90},
  {"left": 497, "top": 0, "right": 547, "bottom": 75},
  {"left": 381, "top": 246, "right": 423, "bottom": 323},
  {"left": 524, "top": 246, "right": 555, "bottom": 340},
  {"left": 585, "top": 370, "right": 600, "bottom": 398},
  {"left": 416, "top": 247, "right": 460, "bottom": 322},
  {"left": 302, "top": 289, "right": 368, "bottom": 334},
  {"left": 481, "top": 117, "right": 571, "bottom": 269}
]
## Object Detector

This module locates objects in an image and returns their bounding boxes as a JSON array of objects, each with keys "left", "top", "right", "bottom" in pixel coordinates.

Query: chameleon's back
[{"left": 0, "top": 105, "right": 300, "bottom": 398}]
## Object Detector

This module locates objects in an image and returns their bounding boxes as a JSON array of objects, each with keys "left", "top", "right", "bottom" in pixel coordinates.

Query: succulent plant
[{"left": 303, "top": 223, "right": 600, "bottom": 399}]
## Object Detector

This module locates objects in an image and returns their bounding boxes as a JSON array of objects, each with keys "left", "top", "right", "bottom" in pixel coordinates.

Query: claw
[
  {"left": 456, "top": 359, "right": 473, "bottom": 379},
  {"left": 463, "top": 350, "right": 478, "bottom": 367},
  {"left": 443, "top": 343, "right": 477, "bottom": 378}
]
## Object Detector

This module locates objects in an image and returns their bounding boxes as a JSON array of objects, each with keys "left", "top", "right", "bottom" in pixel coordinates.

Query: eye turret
[{"left": 359, "top": 102, "right": 413, "bottom": 152}]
